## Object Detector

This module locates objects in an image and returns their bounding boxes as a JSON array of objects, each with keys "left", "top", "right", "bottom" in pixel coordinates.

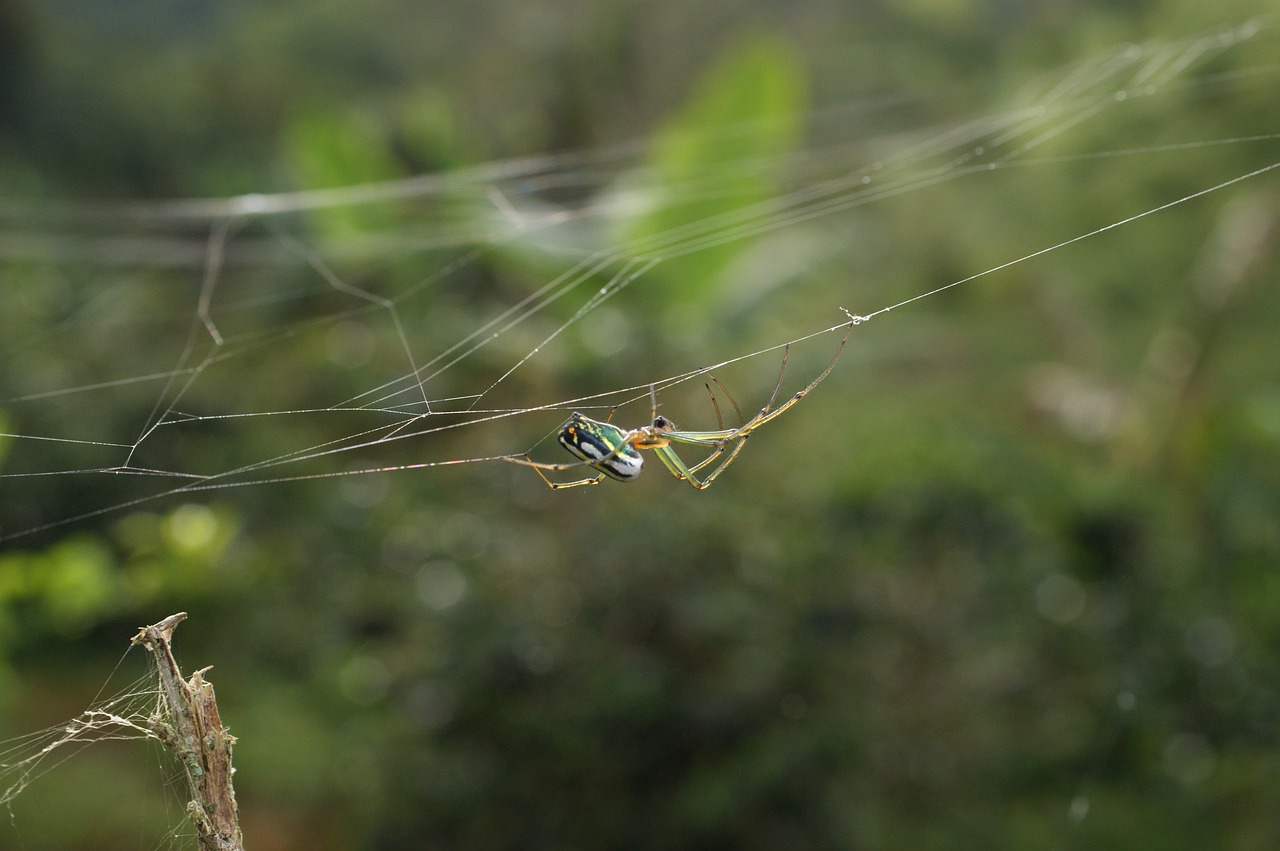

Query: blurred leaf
[
  {"left": 0, "top": 538, "right": 117, "bottom": 633},
  {"left": 280, "top": 108, "right": 405, "bottom": 237},
  {"left": 613, "top": 33, "right": 807, "bottom": 320}
]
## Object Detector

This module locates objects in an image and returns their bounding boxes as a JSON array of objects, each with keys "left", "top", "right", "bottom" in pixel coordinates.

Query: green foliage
[
  {"left": 281, "top": 109, "right": 406, "bottom": 237},
  {"left": 0, "top": 504, "right": 240, "bottom": 637},
  {"left": 615, "top": 33, "right": 807, "bottom": 322}
]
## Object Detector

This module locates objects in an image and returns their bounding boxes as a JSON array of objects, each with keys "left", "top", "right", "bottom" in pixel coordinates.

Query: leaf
[
  {"left": 613, "top": 33, "right": 807, "bottom": 321},
  {"left": 280, "top": 109, "right": 404, "bottom": 238}
]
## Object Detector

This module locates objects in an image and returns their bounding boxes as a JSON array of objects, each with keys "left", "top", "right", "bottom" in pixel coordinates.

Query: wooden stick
[{"left": 131, "top": 613, "right": 245, "bottom": 851}]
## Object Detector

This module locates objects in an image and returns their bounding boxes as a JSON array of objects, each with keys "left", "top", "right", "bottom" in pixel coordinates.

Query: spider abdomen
[{"left": 558, "top": 413, "right": 644, "bottom": 481}]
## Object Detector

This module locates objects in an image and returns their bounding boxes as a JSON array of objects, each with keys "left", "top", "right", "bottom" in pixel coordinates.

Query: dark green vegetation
[{"left": 2, "top": 1, "right": 1279, "bottom": 848}]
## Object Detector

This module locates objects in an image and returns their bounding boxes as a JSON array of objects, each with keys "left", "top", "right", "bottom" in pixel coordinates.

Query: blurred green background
[{"left": 2, "top": 0, "right": 1280, "bottom": 849}]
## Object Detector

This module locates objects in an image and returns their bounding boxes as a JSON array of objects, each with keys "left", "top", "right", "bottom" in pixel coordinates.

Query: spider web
[
  {"left": 0, "top": 648, "right": 193, "bottom": 851},
  {"left": 0, "top": 20, "right": 1277, "bottom": 540}
]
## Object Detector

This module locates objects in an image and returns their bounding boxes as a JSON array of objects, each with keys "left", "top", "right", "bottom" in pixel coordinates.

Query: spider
[{"left": 505, "top": 308, "right": 861, "bottom": 489}]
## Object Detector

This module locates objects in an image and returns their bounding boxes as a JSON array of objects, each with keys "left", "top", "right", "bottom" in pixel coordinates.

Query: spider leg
[
  {"left": 674, "top": 343, "right": 793, "bottom": 449},
  {"left": 657, "top": 338, "right": 812, "bottom": 448},
  {"left": 683, "top": 371, "right": 747, "bottom": 476},
  {"left": 761, "top": 342, "right": 791, "bottom": 417},
  {"left": 706, "top": 372, "right": 746, "bottom": 429},
  {"left": 704, "top": 380, "right": 725, "bottom": 431},
  {"left": 727, "top": 308, "right": 857, "bottom": 437},
  {"left": 659, "top": 308, "right": 858, "bottom": 474},
  {"left": 648, "top": 436, "right": 743, "bottom": 489},
  {"left": 504, "top": 453, "right": 607, "bottom": 488}
]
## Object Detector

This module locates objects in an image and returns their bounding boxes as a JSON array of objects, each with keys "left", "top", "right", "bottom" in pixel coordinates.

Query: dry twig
[{"left": 131, "top": 612, "right": 244, "bottom": 851}]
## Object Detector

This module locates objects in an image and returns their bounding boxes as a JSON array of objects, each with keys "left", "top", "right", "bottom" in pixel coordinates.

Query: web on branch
[{"left": 0, "top": 670, "right": 159, "bottom": 810}]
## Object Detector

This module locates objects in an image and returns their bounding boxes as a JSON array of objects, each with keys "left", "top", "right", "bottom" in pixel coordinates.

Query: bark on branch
[{"left": 131, "top": 612, "right": 245, "bottom": 851}]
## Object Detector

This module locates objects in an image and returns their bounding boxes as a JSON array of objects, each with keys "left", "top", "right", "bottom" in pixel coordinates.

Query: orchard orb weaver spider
[{"left": 505, "top": 309, "right": 862, "bottom": 489}]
